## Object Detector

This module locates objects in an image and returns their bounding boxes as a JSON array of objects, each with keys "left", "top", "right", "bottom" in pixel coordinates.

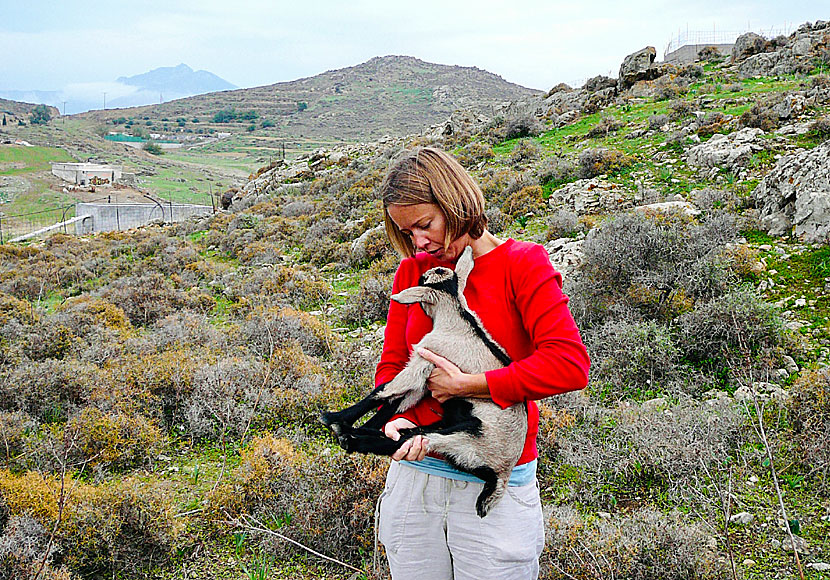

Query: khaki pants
[{"left": 378, "top": 461, "right": 545, "bottom": 580}]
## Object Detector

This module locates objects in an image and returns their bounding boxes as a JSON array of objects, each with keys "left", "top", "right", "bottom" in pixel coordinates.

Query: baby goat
[{"left": 321, "top": 246, "right": 527, "bottom": 517}]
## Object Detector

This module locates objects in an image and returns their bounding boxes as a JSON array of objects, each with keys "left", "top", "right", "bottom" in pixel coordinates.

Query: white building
[{"left": 51, "top": 162, "right": 122, "bottom": 185}]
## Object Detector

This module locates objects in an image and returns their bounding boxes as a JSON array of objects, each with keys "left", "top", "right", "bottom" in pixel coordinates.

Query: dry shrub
[
  {"left": 0, "top": 411, "right": 36, "bottom": 467},
  {"left": 185, "top": 356, "right": 270, "bottom": 441},
  {"left": 66, "top": 407, "right": 164, "bottom": 471},
  {"left": 808, "top": 117, "right": 830, "bottom": 142},
  {"left": 210, "top": 435, "right": 387, "bottom": 566},
  {"left": 719, "top": 244, "right": 765, "bottom": 280},
  {"left": 545, "top": 210, "right": 583, "bottom": 240},
  {"left": 340, "top": 273, "right": 393, "bottom": 326},
  {"left": 23, "top": 320, "right": 77, "bottom": 361},
  {"left": 240, "top": 306, "right": 333, "bottom": 358},
  {"left": 535, "top": 155, "right": 577, "bottom": 189},
  {"left": 1, "top": 359, "right": 97, "bottom": 423},
  {"left": 540, "top": 506, "right": 728, "bottom": 580},
  {"left": 510, "top": 138, "right": 542, "bottom": 165},
  {"left": 570, "top": 212, "right": 736, "bottom": 328},
  {"left": 577, "top": 148, "right": 634, "bottom": 179},
  {"left": 676, "top": 289, "right": 781, "bottom": 375},
  {"left": 146, "top": 311, "right": 224, "bottom": 351},
  {"left": 547, "top": 395, "right": 743, "bottom": 507},
  {"left": 584, "top": 320, "right": 680, "bottom": 399},
  {"left": 57, "top": 296, "right": 132, "bottom": 334},
  {"left": 456, "top": 141, "right": 495, "bottom": 167},
  {"left": 787, "top": 368, "right": 830, "bottom": 490},
  {"left": 502, "top": 184, "right": 545, "bottom": 220},
  {"left": 669, "top": 99, "right": 693, "bottom": 121},
  {"left": 257, "top": 345, "right": 338, "bottom": 428},
  {"left": 0, "top": 470, "right": 184, "bottom": 578},
  {"left": 691, "top": 187, "right": 740, "bottom": 213},
  {"left": 697, "top": 111, "right": 729, "bottom": 136},
  {"left": 505, "top": 115, "right": 544, "bottom": 140},
  {"left": 739, "top": 101, "right": 779, "bottom": 132},
  {"left": 0, "top": 293, "right": 33, "bottom": 326},
  {"left": 98, "top": 272, "right": 185, "bottom": 326},
  {"left": 586, "top": 116, "right": 624, "bottom": 138},
  {"left": 0, "top": 514, "right": 70, "bottom": 580},
  {"left": 228, "top": 264, "right": 332, "bottom": 309}
]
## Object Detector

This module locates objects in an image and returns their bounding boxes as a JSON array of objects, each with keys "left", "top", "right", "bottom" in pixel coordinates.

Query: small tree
[
  {"left": 29, "top": 104, "right": 52, "bottom": 125},
  {"left": 297, "top": 102, "right": 308, "bottom": 112},
  {"left": 143, "top": 141, "right": 163, "bottom": 156}
]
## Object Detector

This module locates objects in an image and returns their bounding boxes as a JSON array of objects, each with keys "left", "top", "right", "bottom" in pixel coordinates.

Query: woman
[{"left": 375, "top": 147, "right": 589, "bottom": 580}]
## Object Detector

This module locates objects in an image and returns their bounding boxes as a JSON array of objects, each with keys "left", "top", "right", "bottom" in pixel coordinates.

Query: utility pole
[{"left": 62, "top": 101, "right": 66, "bottom": 124}]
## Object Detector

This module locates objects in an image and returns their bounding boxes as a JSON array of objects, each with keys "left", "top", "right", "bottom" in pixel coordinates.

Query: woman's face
[{"left": 387, "top": 203, "right": 468, "bottom": 262}]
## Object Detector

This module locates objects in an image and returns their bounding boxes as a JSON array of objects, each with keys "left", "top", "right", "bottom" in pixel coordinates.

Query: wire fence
[
  {"left": 0, "top": 192, "right": 218, "bottom": 243},
  {"left": 665, "top": 25, "right": 798, "bottom": 57}
]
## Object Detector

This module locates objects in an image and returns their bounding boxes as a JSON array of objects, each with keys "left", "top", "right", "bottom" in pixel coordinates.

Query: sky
[{"left": 0, "top": 0, "right": 823, "bottom": 106}]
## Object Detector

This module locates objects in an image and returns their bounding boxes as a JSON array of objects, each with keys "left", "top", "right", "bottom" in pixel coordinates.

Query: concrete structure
[
  {"left": 664, "top": 43, "right": 734, "bottom": 65},
  {"left": 51, "top": 162, "right": 122, "bottom": 185},
  {"left": 74, "top": 202, "right": 213, "bottom": 235}
]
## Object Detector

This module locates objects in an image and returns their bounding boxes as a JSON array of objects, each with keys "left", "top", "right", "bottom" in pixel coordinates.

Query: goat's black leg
[{"left": 320, "top": 382, "right": 392, "bottom": 433}]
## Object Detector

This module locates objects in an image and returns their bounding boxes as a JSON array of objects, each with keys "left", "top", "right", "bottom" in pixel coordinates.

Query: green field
[{"left": 0, "top": 144, "right": 74, "bottom": 175}]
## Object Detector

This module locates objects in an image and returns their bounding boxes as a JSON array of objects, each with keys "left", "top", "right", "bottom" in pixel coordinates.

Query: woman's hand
[
  {"left": 384, "top": 418, "right": 428, "bottom": 462},
  {"left": 418, "top": 348, "right": 491, "bottom": 402}
]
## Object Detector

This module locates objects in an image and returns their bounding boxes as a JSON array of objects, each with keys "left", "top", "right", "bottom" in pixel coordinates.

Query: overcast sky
[{"left": 1, "top": 0, "right": 823, "bottom": 95}]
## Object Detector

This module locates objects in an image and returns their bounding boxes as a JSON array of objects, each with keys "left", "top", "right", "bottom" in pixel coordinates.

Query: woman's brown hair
[{"left": 381, "top": 147, "right": 487, "bottom": 257}]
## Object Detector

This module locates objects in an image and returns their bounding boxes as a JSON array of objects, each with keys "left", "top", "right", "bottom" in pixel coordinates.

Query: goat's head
[{"left": 391, "top": 247, "right": 475, "bottom": 316}]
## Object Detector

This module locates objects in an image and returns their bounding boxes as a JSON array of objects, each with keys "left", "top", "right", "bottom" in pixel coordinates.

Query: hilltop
[{"left": 81, "top": 55, "right": 541, "bottom": 140}]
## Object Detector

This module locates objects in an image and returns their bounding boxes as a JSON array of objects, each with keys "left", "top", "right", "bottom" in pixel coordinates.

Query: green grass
[{"left": 0, "top": 144, "right": 74, "bottom": 175}]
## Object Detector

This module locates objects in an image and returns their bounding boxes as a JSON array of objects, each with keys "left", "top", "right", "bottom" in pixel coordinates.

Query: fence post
[{"left": 0, "top": 216, "right": 4, "bottom": 244}]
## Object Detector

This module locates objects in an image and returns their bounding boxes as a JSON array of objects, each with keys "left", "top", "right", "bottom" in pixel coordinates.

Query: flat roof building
[{"left": 51, "top": 162, "right": 122, "bottom": 185}]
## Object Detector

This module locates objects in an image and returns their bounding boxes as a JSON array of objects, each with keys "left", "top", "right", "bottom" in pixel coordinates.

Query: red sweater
[{"left": 374, "top": 238, "right": 590, "bottom": 465}]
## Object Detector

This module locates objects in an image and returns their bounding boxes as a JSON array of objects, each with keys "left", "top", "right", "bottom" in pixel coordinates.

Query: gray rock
[
  {"left": 685, "top": 128, "right": 766, "bottom": 172},
  {"left": 729, "top": 512, "right": 754, "bottom": 525},
  {"left": 773, "top": 95, "right": 807, "bottom": 120},
  {"left": 806, "top": 563, "right": 830, "bottom": 572},
  {"left": 619, "top": 47, "right": 658, "bottom": 90},
  {"left": 583, "top": 75, "right": 618, "bottom": 93},
  {"left": 548, "top": 178, "right": 632, "bottom": 215},
  {"left": 739, "top": 52, "right": 779, "bottom": 77},
  {"left": 782, "top": 355, "right": 799, "bottom": 375},
  {"left": 732, "top": 32, "right": 767, "bottom": 61},
  {"left": 545, "top": 237, "right": 584, "bottom": 279},
  {"left": 755, "top": 141, "right": 830, "bottom": 242},
  {"left": 792, "top": 36, "right": 812, "bottom": 56}
]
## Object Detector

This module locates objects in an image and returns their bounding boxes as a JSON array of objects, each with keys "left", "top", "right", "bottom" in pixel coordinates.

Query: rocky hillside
[
  {"left": 1, "top": 19, "right": 829, "bottom": 580},
  {"left": 79, "top": 55, "right": 541, "bottom": 140}
]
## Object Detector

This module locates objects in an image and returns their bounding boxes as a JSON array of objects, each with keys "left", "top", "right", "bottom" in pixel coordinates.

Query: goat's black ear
[
  {"left": 455, "top": 246, "right": 474, "bottom": 292},
  {"left": 392, "top": 287, "right": 436, "bottom": 305}
]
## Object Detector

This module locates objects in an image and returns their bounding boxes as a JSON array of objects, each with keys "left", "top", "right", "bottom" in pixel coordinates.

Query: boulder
[
  {"left": 685, "top": 128, "right": 766, "bottom": 172},
  {"left": 754, "top": 141, "right": 830, "bottom": 242},
  {"left": 773, "top": 94, "right": 807, "bottom": 119},
  {"left": 548, "top": 178, "right": 632, "bottom": 215},
  {"left": 732, "top": 32, "right": 767, "bottom": 62},
  {"left": 619, "top": 47, "right": 658, "bottom": 90},
  {"left": 583, "top": 75, "right": 617, "bottom": 93}
]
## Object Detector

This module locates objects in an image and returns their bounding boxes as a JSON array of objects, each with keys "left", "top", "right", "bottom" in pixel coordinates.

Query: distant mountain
[
  {"left": 83, "top": 56, "right": 542, "bottom": 140},
  {"left": 0, "top": 64, "right": 235, "bottom": 114},
  {"left": 117, "top": 64, "right": 236, "bottom": 95}
]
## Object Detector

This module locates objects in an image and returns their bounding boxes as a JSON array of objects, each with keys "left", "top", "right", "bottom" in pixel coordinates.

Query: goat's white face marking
[{"left": 422, "top": 267, "right": 455, "bottom": 286}]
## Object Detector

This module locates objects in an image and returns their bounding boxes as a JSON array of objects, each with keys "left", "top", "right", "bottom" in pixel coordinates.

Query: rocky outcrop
[
  {"left": 685, "top": 128, "right": 766, "bottom": 173},
  {"left": 754, "top": 141, "right": 830, "bottom": 242},
  {"left": 583, "top": 75, "right": 617, "bottom": 93},
  {"left": 736, "top": 21, "right": 830, "bottom": 77},
  {"left": 732, "top": 32, "right": 767, "bottom": 61},
  {"left": 619, "top": 47, "right": 659, "bottom": 90},
  {"left": 548, "top": 178, "right": 633, "bottom": 215},
  {"left": 545, "top": 237, "right": 584, "bottom": 279}
]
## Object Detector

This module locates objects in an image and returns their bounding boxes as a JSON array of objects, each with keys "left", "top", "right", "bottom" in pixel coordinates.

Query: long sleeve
[{"left": 484, "top": 244, "right": 590, "bottom": 409}]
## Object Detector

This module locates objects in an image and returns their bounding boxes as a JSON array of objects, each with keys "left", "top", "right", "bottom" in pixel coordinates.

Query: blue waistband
[{"left": 400, "top": 458, "right": 537, "bottom": 487}]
